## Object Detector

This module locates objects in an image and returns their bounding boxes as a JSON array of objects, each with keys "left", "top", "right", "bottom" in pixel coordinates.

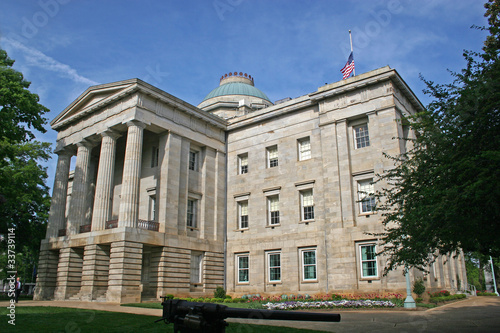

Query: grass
[
  {"left": 0, "top": 306, "right": 323, "bottom": 333},
  {"left": 416, "top": 303, "right": 437, "bottom": 309}
]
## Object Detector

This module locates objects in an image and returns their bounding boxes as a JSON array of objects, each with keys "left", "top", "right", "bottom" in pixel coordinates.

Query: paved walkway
[{"left": 3, "top": 296, "right": 500, "bottom": 332}]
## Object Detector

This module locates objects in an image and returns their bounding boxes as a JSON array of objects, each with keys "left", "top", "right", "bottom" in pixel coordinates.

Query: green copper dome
[{"left": 202, "top": 82, "right": 271, "bottom": 102}]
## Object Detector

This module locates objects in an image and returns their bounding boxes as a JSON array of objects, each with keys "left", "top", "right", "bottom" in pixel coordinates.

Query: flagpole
[{"left": 349, "top": 30, "right": 355, "bottom": 76}]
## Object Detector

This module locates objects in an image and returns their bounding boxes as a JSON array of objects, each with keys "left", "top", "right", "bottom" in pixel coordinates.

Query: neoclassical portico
[{"left": 35, "top": 79, "right": 227, "bottom": 303}]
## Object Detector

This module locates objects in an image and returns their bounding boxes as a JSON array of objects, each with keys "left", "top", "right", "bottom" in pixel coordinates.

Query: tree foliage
[
  {"left": 0, "top": 49, "right": 51, "bottom": 279},
  {"left": 375, "top": 0, "right": 500, "bottom": 272}
]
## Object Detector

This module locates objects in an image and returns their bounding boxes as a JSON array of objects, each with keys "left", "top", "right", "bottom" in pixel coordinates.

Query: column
[
  {"left": 119, "top": 121, "right": 146, "bottom": 228},
  {"left": 46, "top": 149, "right": 72, "bottom": 238},
  {"left": 158, "top": 132, "right": 182, "bottom": 234},
  {"left": 67, "top": 140, "right": 93, "bottom": 235},
  {"left": 336, "top": 120, "right": 354, "bottom": 227},
  {"left": 92, "top": 130, "right": 121, "bottom": 231}
]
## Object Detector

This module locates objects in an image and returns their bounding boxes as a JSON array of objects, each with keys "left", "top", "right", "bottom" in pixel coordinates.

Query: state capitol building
[{"left": 34, "top": 67, "right": 467, "bottom": 303}]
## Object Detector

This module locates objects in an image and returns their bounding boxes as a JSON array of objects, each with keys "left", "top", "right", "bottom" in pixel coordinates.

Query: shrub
[
  {"left": 416, "top": 297, "right": 423, "bottom": 303},
  {"left": 164, "top": 294, "right": 174, "bottom": 299},
  {"left": 429, "top": 290, "right": 450, "bottom": 298},
  {"left": 225, "top": 295, "right": 232, "bottom": 299},
  {"left": 214, "top": 286, "right": 226, "bottom": 299},
  {"left": 477, "top": 292, "right": 498, "bottom": 296},
  {"left": 413, "top": 278, "right": 426, "bottom": 298}
]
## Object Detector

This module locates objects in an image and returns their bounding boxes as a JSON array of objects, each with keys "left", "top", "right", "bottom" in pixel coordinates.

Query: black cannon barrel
[{"left": 223, "top": 307, "right": 341, "bottom": 322}]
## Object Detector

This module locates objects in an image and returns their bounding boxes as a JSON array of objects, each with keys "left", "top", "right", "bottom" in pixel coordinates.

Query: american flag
[{"left": 340, "top": 52, "right": 354, "bottom": 79}]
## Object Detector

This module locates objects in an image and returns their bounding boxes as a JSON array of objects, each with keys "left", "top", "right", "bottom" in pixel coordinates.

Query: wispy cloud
[{"left": 3, "top": 38, "right": 98, "bottom": 86}]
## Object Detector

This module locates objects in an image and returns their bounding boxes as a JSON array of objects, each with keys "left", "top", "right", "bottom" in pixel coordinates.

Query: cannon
[{"left": 156, "top": 298, "right": 341, "bottom": 333}]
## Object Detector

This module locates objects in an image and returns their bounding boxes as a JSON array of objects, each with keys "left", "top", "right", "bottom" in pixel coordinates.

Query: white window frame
[
  {"left": 267, "top": 145, "right": 278, "bottom": 168},
  {"left": 267, "top": 251, "right": 281, "bottom": 283},
  {"left": 267, "top": 195, "right": 280, "bottom": 225},
  {"left": 190, "top": 251, "right": 203, "bottom": 284},
  {"left": 354, "top": 123, "right": 370, "bottom": 149},
  {"left": 300, "top": 189, "right": 315, "bottom": 221},
  {"left": 187, "top": 198, "right": 197, "bottom": 228},
  {"left": 189, "top": 150, "right": 198, "bottom": 171},
  {"left": 238, "top": 153, "right": 248, "bottom": 174},
  {"left": 359, "top": 243, "right": 378, "bottom": 279},
  {"left": 238, "top": 200, "right": 249, "bottom": 229},
  {"left": 149, "top": 195, "right": 157, "bottom": 221},
  {"left": 236, "top": 254, "right": 249, "bottom": 283},
  {"left": 358, "top": 179, "right": 376, "bottom": 214},
  {"left": 298, "top": 137, "right": 311, "bottom": 161},
  {"left": 300, "top": 248, "right": 317, "bottom": 281}
]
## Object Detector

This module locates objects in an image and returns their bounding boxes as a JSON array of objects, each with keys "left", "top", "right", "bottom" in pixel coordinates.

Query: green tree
[
  {"left": 375, "top": 0, "right": 500, "bottom": 273},
  {"left": 0, "top": 49, "right": 51, "bottom": 282}
]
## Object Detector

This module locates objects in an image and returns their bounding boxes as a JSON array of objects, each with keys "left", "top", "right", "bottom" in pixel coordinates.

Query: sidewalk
[{"left": 3, "top": 296, "right": 500, "bottom": 332}]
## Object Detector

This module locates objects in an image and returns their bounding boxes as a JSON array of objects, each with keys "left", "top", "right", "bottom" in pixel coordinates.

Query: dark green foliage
[
  {"left": 374, "top": 0, "right": 500, "bottom": 272},
  {"left": 413, "top": 278, "right": 426, "bottom": 297},
  {"left": 0, "top": 49, "right": 51, "bottom": 282},
  {"left": 214, "top": 286, "right": 226, "bottom": 299}
]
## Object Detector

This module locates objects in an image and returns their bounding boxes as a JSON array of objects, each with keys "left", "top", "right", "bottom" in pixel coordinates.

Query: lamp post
[
  {"left": 404, "top": 266, "right": 416, "bottom": 308},
  {"left": 490, "top": 256, "right": 499, "bottom": 296}
]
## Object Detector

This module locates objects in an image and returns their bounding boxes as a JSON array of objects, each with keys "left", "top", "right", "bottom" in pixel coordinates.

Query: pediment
[{"left": 51, "top": 79, "right": 140, "bottom": 129}]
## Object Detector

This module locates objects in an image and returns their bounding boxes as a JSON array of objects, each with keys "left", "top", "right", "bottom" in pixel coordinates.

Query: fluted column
[
  {"left": 92, "top": 130, "right": 121, "bottom": 231},
  {"left": 118, "top": 121, "right": 146, "bottom": 228},
  {"left": 67, "top": 140, "right": 93, "bottom": 235},
  {"left": 46, "top": 149, "right": 72, "bottom": 238}
]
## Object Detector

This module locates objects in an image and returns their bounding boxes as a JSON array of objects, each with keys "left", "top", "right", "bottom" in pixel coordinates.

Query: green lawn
[{"left": 0, "top": 306, "right": 324, "bottom": 333}]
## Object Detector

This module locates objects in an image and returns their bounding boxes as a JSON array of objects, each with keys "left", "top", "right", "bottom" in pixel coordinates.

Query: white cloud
[{"left": 3, "top": 38, "right": 98, "bottom": 86}]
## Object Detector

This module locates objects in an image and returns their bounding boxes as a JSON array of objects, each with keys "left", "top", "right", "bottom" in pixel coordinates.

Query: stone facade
[{"left": 35, "top": 67, "right": 467, "bottom": 303}]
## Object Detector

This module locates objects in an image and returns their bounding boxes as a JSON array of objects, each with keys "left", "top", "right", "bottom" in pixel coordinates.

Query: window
[
  {"left": 151, "top": 146, "right": 159, "bottom": 167},
  {"left": 237, "top": 254, "right": 249, "bottom": 283},
  {"left": 267, "top": 146, "right": 278, "bottom": 168},
  {"left": 300, "top": 189, "right": 315, "bottom": 221},
  {"left": 190, "top": 251, "right": 203, "bottom": 284},
  {"left": 358, "top": 180, "right": 375, "bottom": 213},
  {"left": 267, "top": 252, "right": 281, "bottom": 282},
  {"left": 149, "top": 196, "right": 157, "bottom": 221},
  {"left": 189, "top": 151, "right": 198, "bottom": 171},
  {"left": 238, "top": 201, "right": 249, "bottom": 229},
  {"left": 360, "top": 244, "right": 378, "bottom": 278},
  {"left": 301, "top": 248, "right": 317, "bottom": 281},
  {"left": 238, "top": 153, "right": 248, "bottom": 174},
  {"left": 268, "top": 195, "right": 280, "bottom": 225},
  {"left": 187, "top": 199, "right": 197, "bottom": 228},
  {"left": 298, "top": 137, "right": 311, "bottom": 161},
  {"left": 354, "top": 124, "right": 370, "bottom": 149}
]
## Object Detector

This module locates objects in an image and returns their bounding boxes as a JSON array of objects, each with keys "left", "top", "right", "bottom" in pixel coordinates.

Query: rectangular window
[
  {"left": 238, "top": 201, "right": 249, "bottom": 229},
  {"left": 301, "top": 248, "right": 317, "bottom": 281},
  {"left": 360, "top": 244, "right": 378, "bottom": 278},
  {"left": 268, "top": 252, "right": 281, "bottom": 282},
  {"left": 189, "top": 151, "right": 198, "bottom": 171},
  {"left": 268, "top": 195, "right": 280, "bottom": 225},
  {"left": 298, "top": 137, "right": 311, "bottom": 161},
  {"left": 190, "top": 251, "right": 203, "bottom": 283},
  {"left": 149, "top": 196, "right": 157, "bottom": 221},
  {"left": 237, "top": 254, "right": 249, "bottom": 283},
  {"left": 267, "top": 146, "right": 278, "bottom": 168},
  {"left": 187, "top": 199, "right": 197, "bottom": 228},
  {"left": 151, "top": 146, "right": 159, "bottom": 167},
  {"left": 354, "top": 124, "right": 370, "bottom": 149},
  {"left": 238, "top": 153, "right": 248, "bottom": 174},
  {"left": 301, "top": 189, "right": 315, "bottom": 221},
  {"left": 358, "top": 180, "right": 375, "bottom": 213}
]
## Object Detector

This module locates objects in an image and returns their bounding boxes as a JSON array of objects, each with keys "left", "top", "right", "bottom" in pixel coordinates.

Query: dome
[
  {"left": 202, "top": 82, "right": 271, "bottom": 102},
  {"left": 198, "top": 72, "right": 273, "bottom": 118}
]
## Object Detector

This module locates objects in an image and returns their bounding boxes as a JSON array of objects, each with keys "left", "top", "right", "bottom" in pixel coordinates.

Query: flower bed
[{"left": 263, "top": 299, "right": 396, "bottom": 310}]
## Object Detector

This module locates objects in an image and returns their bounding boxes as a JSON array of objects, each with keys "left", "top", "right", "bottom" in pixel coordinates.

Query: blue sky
[{"left": 0, "top": 0, "right": 489, "bottom": 192}]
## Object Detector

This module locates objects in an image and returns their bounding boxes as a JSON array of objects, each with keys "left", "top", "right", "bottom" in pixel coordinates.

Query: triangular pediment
[{"left": 51, "top": 79, "right": 140, "bottom": 129}]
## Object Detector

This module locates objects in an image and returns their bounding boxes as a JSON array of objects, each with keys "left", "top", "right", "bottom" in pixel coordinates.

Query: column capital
[
  {"left": 100, "top": 129, "right": 121, "bottom": 140},
  {"left": 76, "top": 139, "right": 96, "bottom": 149},
  {"left": 54, "top": 146, "right": 74, "bottom": 157},
  {"left": 125, "top": 120, "right": 147, "bottom": 130}
]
